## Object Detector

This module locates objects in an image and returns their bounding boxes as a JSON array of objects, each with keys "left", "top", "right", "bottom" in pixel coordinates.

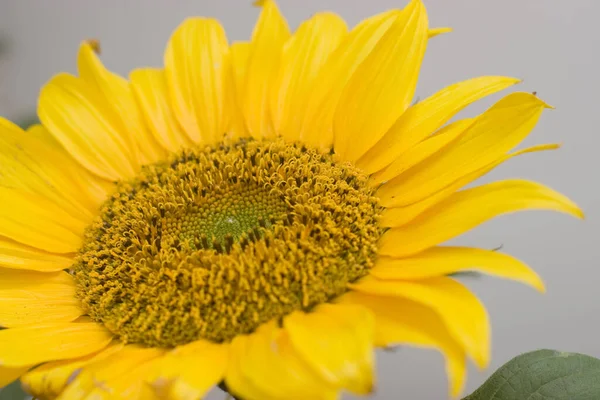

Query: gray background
[{"left": 0, "top": 1, "right": 598, "bottom": 399}]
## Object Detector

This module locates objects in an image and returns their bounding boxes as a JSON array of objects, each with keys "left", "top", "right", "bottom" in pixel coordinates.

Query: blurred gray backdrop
[{"left": 0, "top": 1, "right": 598, "bottom": 399}]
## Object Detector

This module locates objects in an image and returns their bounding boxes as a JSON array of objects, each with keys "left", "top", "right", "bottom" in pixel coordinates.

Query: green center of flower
[
  {"left": 162, "top": 184, "right": 285, "bottom": 253},
  {"left": 74, "top": 139, "right": 382, "bottom": 348}
]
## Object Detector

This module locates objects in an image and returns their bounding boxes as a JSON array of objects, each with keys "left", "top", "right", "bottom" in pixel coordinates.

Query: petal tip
[
  {"left": 367, "top": 382, "right": 376, "bottom": 395},
  {"left": 536, "top": 282, "right": 547, "bottom": 294},
  {"left": 475, "top": 352, "right": 490, "bottom": 370},
  {"left": 428, "top": 27, "right": 453, "bottom": 39},
  {"left": 525, "top": 269, "right": 547, "bottom": 293},
  {"left": 449, "top": 381, "right": 465, "bottom": 399},
  {"left": 353, "top": 376, "right": 376, "bottom": 396},
  {"left": 525, "top": 272, "right": 547, "bottom": 293},
  {"left": 405, "top": 0, "right": 427, "bottom": 14},
  {"left": 531, "top": 92, "right": 554, "bottom": 109},
  {"left": 566, "top": 202, "right": 585, "bottom": 220},
  {"left": 84, "top": 39, "right": 101, "bottom": 54}
]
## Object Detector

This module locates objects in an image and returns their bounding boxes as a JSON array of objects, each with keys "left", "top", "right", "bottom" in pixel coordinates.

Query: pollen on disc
[{"left": 73, "top": 139, "right": 382, "bottom": 347}]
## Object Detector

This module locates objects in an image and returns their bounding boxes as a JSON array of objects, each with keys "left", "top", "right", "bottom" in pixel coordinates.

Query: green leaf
[
  {"left": 0, "top": 380, "right": 30, "bottom": 400},
  {"left": 463, "top": 349, "right": 600, "bottom": 400}
]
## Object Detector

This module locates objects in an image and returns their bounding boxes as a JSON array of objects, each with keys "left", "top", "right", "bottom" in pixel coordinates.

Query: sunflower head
[
  {"left": 75, "top": 139, "right": 382, "bottom": 348},
  {"left": 0, "top": 0, "right": 582, "bottom": 399}
]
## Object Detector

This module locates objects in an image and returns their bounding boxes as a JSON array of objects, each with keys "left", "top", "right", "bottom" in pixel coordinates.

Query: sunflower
[{"left": 0, "top": 0, "right": 582, "bottom": 399}]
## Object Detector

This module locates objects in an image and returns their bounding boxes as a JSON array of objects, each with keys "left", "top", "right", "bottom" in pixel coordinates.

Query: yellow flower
[{"left": 0, "top": 1, "right": 582, "bottom": 399}]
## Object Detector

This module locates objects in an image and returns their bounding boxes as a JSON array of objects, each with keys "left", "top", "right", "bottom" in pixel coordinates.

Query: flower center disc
[{"left": 74, "top": 139, "right": 382, "bottom": 347}]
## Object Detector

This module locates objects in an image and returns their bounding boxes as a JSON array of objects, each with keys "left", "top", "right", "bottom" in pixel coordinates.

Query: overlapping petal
[
  {"left": 165, "top": 18, "right": 232, "bottom": 145},
  {"left": 350, "top": 276, "right": 490, "bottom": 368},
  {"left": 334, "top": 0, "right": 428, "bottom": 161},
  {"left": 339, "top": 292, "right": 467, "bottom": 397},
  {"left": 0, "top": 268, "right": 82, "bottom": 327},
  {"left": 0, "top": 323, "right": 112, "bottom": 367},
  {"left": 379, "top": 179, "right": 583, "bottom": 258}
]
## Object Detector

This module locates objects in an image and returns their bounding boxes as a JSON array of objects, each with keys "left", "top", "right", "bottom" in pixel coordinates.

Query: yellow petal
[
  {"left": 0, "top": 236, "right": 73, "bottom": 272},
  {"left": 298, "top": 10, "right": 400, "bottom": 150},
  {"left": 273, "top": 12, "right": 348, "bottom": 142},
  {"left": 377, "top": 92, "right": 551, "bottom": 207},
  {"left": 283, "top": 303, "right": 375, "bottom": 395},
  {"left": 229, "top": 41, "right": 252, "bottom": 140},
  {"left": 77, "top": 42, "right": 165, "bottom": 164},
  {"left": 38, "top": 73, "right": 138, "bottom": 181},
  {"left": 371, "top": 118, "right": 474, "bottom": 184},
  {"left": 428, "top": 27, "right": 452, "bottom": 38},
  {"left": 338, "top": 291, "right": 466, "bottom": 398},
  {"left": 26, "top": 124, "right": 112, "bottom": 212},
  {"left": 230, "top": 42, "right": 251, "bottom": 108},
  {"left": 0, "top": 119, "right": 97, "bottom": 221},
  {"left": 58, "top": 345, "right": 164, "bottom": 400},
  {"left": 165, "top": 18, "right": 231, "bottom": 145},
  {"left": 149, "top": 340, "right": 228, "bottom": 400},
  {"left": 21, "top": 343, "right": 124, "bottom": 400},
  {"left": 334, "top": 0, "right": 428, "bottom": 162},
  {"left": 0, "top": 365, "right": 31, "bottom": 388},
  {"left": 243, "top": 0, "right": 290, "bottom": 139},
  {"left": 130, "top": 68, "right": 192, "bottom": 153},
  {"left": 225, "top": 333, "right": 278, "bottom": 400},
  {"left": 380, "top": 179, "right": 583, "bottom": 258},
  {"left": 358, "top": 76, "right": 521, "bottom": 174},
  {"left": 0, "top": 268, "right": 82, "bottom": 327},
  {"left": 225, "top": 322, "right": 337, "bottom": 400},
  {"left": 373, "top": 247, "right": 545, "bottom": 291},
  {"left": 0, "top": 323, "right": 112, "bottom": 367},
  {"left": 350, "top": 276, "right": 490, "bottom": 368},
  {"left": 0, "top": 188, "right": 85, "bottom": 254},
  {"left": 380, "top": 143, "right": 561, "bottom": 227}
]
